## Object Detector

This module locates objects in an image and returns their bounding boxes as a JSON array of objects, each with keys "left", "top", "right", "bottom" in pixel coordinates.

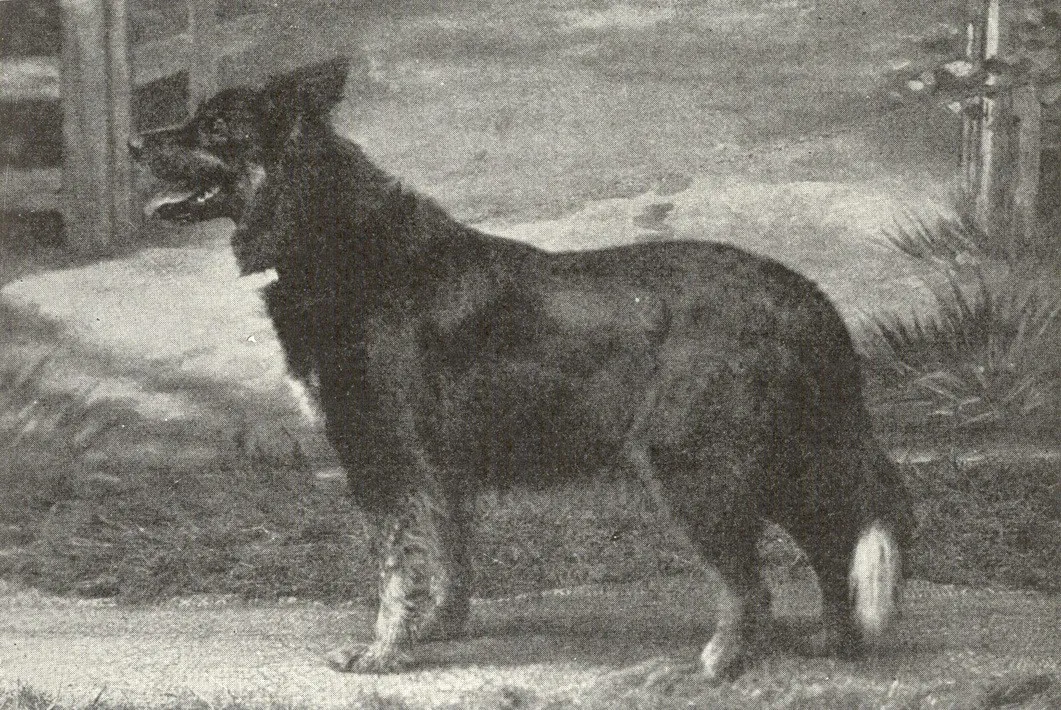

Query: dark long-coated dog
[{"left": 132, "top": 58, "right": 909, "bottom": 680}]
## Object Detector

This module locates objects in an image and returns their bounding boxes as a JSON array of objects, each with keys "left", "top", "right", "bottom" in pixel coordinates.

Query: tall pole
[{"left": 60, "top": 0, "right": 132, "bottom": 253}]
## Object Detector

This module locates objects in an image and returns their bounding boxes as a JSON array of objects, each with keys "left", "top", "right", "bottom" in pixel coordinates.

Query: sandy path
[{"left": 2, "top": 577, "right": 1059, "bottom": 708}]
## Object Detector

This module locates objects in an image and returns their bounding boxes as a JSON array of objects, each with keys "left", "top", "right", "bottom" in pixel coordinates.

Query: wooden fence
[
  {"left": 1, "top": 0, "right": 280, "bottom": 254},
  {"left": 1, "top": 1, "right": 64, "bottom": 249},
  {"left": 961, "top": 0, "right": 1061, "bottom": 254}
]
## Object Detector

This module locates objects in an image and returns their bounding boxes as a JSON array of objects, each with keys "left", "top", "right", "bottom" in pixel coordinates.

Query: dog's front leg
[
  {"left": 329, "top": 326, "right": 468, "bottom": 672},
  {"left": 328, "top": 505, "right": 429, "bottom": 673},
  {"left": 413, "top": 487, "right": 472, "bottom": 642}
]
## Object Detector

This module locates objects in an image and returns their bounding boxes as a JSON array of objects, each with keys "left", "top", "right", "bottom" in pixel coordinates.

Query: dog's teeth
[
  {"left": 194, "top": 186, "right": 221, "bottom": 203},
  {"left": 143, "top": 190, "right": 195, "bottom": 217}
]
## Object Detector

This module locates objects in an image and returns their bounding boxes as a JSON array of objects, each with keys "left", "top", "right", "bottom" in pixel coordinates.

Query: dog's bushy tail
[{"left": 849, "top": 520, "right": 901, "bottom": 638}]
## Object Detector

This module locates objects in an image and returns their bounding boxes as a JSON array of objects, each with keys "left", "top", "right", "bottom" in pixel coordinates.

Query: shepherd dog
[{"left": 131, "top": 57, "right": 910, "bottom": 680}]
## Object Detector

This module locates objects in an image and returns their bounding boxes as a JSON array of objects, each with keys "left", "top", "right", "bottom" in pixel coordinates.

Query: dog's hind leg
[
  {"left": 781, "top": 443, "right": 903, "bottom": 658},
  {"left": 627, "top": 441, "right": 769, "bottom": 683}
]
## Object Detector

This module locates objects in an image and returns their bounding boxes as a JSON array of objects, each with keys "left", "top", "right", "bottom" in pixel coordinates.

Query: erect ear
[{"left": 263, "top": 56, "right": 351, "bottom": 128}]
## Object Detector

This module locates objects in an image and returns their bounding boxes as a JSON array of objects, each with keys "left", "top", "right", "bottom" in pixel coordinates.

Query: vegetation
[{"left": 866, "top": 208, "right": 1061, "bottom": 440}]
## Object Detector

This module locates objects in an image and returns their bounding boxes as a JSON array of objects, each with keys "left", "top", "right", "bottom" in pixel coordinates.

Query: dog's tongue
[
  {"left": 143, "top": 189, "right": 197, "bottom": 218},
  {"left": 142, "top": 186, "right": 220, "bottom": 218}
]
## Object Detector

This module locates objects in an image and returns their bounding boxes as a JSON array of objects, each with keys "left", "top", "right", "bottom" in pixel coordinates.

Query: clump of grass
[
  {"left": 868, "top": 209, "right": 1061, "bottom": 436},
  {"left": 1, "top": 350, "right": 107, "bottom": 455},
  {"left": 0, "top": 347, "right": 116, "bottom": 528},
  {"left": 884, "top": 205, "right": 985, "bottom": 265},
  {"left": 0, "top": 305, "right": 359, "bottom": 602}
]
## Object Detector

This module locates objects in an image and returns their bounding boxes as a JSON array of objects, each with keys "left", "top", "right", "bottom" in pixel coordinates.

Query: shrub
[{"left": 868, "top": 209, "right": 1061, "bottom": 436}]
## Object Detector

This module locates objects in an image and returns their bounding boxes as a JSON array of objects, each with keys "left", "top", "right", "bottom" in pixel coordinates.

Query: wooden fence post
[
  {"left": 961, "top": 0, "right": 1043, "bottom": 255},
  {"left": 1010, "top": 85, "right": 1041, "bottom": 251},
  {"left": 60, "top": 0, "right": 133, "bottom": 253}
]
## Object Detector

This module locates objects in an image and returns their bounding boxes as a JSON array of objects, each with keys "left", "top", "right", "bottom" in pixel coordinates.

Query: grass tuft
[
  {"left": 0, "top": 346, "right": 119, "bottom": 539},
  {"left": 885, "top": 207, "right": 985, "bottom": 266},
  {"left": 868, "top": 209, "right": 1061, "bottom": 434},
  {"left": 869, "top": 265, "right": 1061, "bottom": 431}
]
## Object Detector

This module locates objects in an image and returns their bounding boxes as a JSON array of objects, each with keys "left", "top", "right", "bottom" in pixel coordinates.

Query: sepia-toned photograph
[{"left": 1, "top": 1, "right": 1058, "bottom": 707}]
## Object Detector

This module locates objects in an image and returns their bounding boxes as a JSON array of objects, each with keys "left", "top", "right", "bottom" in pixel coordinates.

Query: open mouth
[{"left": 144, "top": 184, "right": 226, "bottom": 223}]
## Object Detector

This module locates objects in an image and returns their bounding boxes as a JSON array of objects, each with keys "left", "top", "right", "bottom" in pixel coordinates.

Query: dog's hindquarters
[{"left": 635, "top": 282, "right": 906, "bottom": 678}]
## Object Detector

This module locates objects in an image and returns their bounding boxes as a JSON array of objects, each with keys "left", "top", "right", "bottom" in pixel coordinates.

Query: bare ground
[{"left": 2, "top": 576, "right": 1059, "bottom": 708}]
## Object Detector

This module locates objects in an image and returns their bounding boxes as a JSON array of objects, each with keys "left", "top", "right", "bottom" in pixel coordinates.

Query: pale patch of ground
[
  {"left": 3, "top": 237, "right": 280, "bottom": 395},
  {"left": 0, "top": 577, "right": 1058, "bottom": 708}
]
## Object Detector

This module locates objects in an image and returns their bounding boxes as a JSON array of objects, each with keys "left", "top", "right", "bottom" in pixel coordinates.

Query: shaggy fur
[{"left": 133, "top": 58, "right": 911, "bottom": 680}]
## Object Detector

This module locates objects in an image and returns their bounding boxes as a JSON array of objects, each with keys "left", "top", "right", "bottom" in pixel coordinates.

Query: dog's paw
[
  {"left": 325, "top": 644, "right": 413, "bottom": 674},
  {"left": 700, "top": 621, "right": 768, "bottom": 684}
]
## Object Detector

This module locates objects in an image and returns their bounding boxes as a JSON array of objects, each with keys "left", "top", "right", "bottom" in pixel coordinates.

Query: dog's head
[{"left": 131, "top": 57, "right": 350, "bottom": 231}]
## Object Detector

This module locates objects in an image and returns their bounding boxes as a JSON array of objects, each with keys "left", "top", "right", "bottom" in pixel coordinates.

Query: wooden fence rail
[{"left": 2, "top": 0, "right": 276, "bottom": 254}]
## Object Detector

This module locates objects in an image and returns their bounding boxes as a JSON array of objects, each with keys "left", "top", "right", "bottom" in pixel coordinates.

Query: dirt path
[{"left": 2, "top": 577, "right": 1058, "bottom": 708}]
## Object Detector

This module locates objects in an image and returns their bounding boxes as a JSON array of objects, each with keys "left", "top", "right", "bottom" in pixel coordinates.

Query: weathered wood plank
[
  {"left": 60, "top": 0, "right": 133, "bottom": 253},
  {"left": 0, "top": 168, "right": 62, "bottom": 213}
]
